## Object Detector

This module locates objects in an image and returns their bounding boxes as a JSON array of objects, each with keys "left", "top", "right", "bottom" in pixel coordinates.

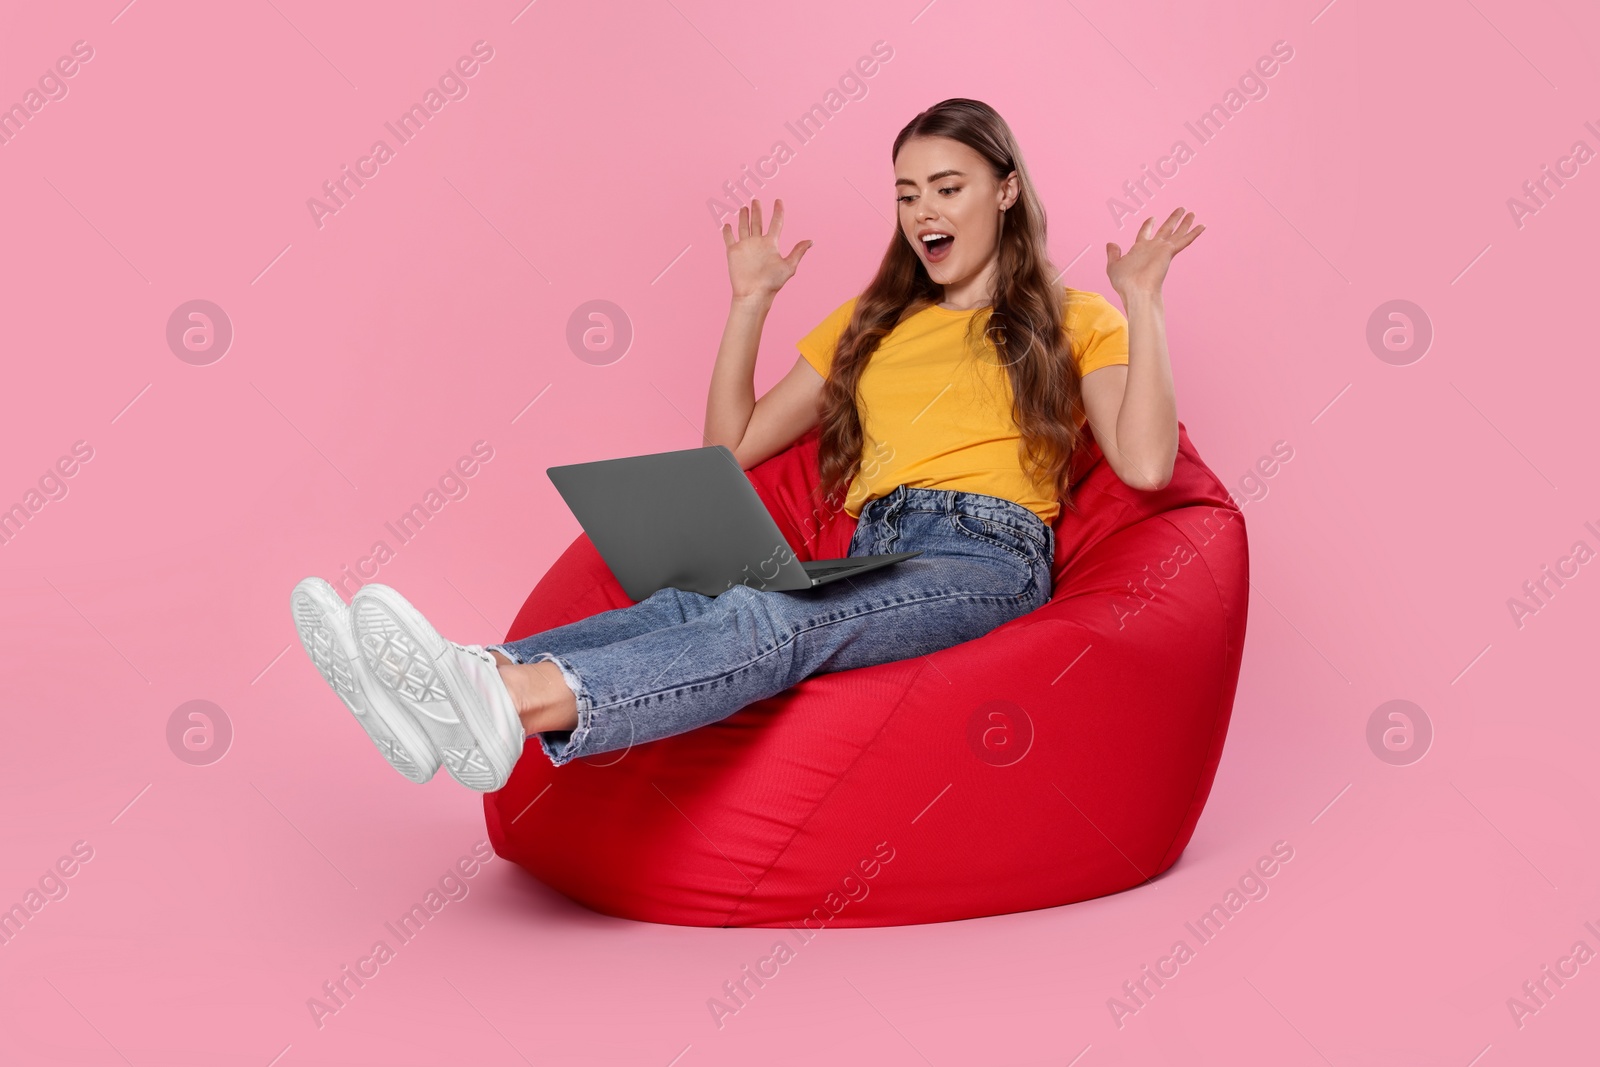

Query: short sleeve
[
  {"left": 796, "top": 297, "right": 857, "bottom": 377},
  {"left": 1064, "top": 288, "right": 1130, "bottom": 376}
]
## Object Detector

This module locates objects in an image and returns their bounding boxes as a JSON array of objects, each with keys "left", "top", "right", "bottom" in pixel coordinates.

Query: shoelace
[{"left": 450, "top": 641, "right": 492, "bottom": 664}]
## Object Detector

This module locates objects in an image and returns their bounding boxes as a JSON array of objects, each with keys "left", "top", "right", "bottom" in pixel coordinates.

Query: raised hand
[
  {"left": 1105, "top": 207, "right": 1204, "bottom": 299},
  {"left": 722, "top": 198, "right": 812, "bottom": 301}
]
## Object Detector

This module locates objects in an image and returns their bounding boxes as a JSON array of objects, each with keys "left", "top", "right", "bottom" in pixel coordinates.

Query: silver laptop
[{"left": 546, "top": 445, "right": 922, "bottom": 599}]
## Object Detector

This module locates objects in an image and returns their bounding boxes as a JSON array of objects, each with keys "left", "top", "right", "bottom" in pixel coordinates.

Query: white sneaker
[
  {"left": 349, "top": 583, "right": 526, "bottom": 793},
  {"left": 290, "top": 577, "right": 441, "bottom": 784}
]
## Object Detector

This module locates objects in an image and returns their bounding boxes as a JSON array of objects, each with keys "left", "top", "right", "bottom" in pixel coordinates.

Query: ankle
[
  {"left": 497, "top": 663, "right": 534, "bottom": 715},
  {"left": 499, "top": 662, "right": 579, "bottom": 735}
]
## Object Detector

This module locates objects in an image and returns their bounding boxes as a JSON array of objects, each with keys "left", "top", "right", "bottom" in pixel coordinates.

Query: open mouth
[{"left": 920, "top": 234, "right": 954, "bottom": 263}]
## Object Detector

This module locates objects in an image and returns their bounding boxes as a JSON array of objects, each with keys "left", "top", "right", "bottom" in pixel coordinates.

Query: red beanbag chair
[{"left": 484, "top": 422, "right": 1248, "bottom": 927}]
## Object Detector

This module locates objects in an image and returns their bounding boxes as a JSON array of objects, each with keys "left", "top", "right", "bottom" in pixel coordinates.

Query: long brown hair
[{"left": 816, "top": 98, "right": 1093, "bottom": 517}]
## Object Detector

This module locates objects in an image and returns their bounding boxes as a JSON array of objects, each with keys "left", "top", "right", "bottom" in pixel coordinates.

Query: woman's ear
[{"left": 999, "top": 170, "right": 1019, "bottom": 211}]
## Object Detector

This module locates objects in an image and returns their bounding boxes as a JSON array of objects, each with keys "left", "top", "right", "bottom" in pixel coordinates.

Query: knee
[
  {"left": 715, "top": 584, "right": 791, "bottom": 643},
  {"left": 651, "top": 584, "right": 709, "bottom": 621},
  {"left": 714, "top": 583, "right": 762, "bottom": 612}
]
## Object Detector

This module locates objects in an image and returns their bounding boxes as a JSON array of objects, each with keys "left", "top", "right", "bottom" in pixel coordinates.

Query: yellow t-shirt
[{"left": 796, "top": 286, "right": 1129, "bottom": 524}]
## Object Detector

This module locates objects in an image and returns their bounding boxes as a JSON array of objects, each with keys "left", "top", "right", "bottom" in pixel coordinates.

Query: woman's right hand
[{"left": 722, "top": 198, "right": 812, "bottom": 300}]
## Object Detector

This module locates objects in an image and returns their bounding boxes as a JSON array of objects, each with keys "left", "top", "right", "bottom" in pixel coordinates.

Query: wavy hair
[{"left": 816, "top": 98, "right": 1094, "bottom": 517}]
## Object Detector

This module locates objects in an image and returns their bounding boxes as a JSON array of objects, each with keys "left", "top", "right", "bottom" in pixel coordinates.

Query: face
[{"left": 895, "top": 135, "right": 1017, "bottom": 289}]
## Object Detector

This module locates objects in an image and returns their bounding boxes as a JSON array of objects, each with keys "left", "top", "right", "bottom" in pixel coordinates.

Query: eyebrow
[{"left": 894, "top": 169, "right": 966, "bottom": 188}]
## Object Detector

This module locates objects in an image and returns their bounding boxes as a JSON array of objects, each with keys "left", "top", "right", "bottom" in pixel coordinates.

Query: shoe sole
[
  {"left": 350, "top": 585, "right": 518, "bottom": 792},
  {"left": 291, "top": 578, "right": 440, "bottom": 784}
]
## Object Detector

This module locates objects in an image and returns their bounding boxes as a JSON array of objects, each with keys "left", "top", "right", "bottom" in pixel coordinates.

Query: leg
[
  {"left": 486, "top": 584, "right": 720, "bottom": 665},
  {"left": 495, "top": 657, "right": 579, "bottom": 734},
  {"left": 485, "top": 582, "right": 729, "bottom": 738},
  {"left": 523, "top": 501, "right": 1053, "bottom": 767}
]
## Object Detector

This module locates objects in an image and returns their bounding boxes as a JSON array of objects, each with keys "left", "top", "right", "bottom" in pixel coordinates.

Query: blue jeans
[{"left": 488, "top": 485, "right": 1055, "bottom": 767}]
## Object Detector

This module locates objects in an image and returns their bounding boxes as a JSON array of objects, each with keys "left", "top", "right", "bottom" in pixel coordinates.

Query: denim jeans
[{"left": 488, "top": 485, "right": 1055, "bottom": 767}]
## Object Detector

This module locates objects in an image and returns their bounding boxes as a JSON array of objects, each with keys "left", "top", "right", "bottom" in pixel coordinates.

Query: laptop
[{"left": 546, "top": 445, "right": 922, "bottom": 599}]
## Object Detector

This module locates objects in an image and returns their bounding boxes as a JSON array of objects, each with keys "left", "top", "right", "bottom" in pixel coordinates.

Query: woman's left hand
[{"left": 1105, "top": 207, "right": 1204, "bottom": 298}]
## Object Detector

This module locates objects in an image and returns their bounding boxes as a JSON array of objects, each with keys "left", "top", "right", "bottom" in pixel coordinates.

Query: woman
[{"left": 290, "top": 97, "right": 1202, "bottom": 793}]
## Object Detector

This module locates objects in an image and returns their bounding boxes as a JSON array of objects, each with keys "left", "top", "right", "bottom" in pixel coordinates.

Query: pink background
[{"left": 3, "top": 0, "right": 1597, "bottom": 1063}]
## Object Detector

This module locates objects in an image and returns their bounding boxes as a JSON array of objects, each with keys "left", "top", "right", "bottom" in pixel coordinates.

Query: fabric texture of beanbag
[{"left": 483, "top": 422, "right": 1248, "bottom": 927}]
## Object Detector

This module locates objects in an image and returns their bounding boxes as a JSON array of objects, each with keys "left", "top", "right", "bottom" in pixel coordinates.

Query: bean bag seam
[
  {"left": 1145, "top": 507, "right": 1244, "bottom": 873},
  {"left": 1051, "top": 483, "right": 1134, "bottom": 574},
  {"left": 720, "top": 657, "right": 931, "bottom": 927}
]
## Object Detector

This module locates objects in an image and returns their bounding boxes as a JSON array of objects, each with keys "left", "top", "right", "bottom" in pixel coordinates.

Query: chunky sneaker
[
  {"left": 349, "top": 583, "right": 526, "bottom": 793},
  {"left": 290, "top": 577, "right": 441, "bottom": 784}
]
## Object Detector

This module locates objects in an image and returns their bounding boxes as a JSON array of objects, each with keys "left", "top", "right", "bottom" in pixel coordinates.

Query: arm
[
  {"left": 704, "top": 198, "right": 823, "bottom": 469},
  {"left": 1079, "top": 291, "right": 1176, "bottom": 490},
  {"left": 703, "top": 292, "right": 774, "bottom": 454},
  {"left": 1081, "top": 207, "right": 1205, "bottom": 491}
]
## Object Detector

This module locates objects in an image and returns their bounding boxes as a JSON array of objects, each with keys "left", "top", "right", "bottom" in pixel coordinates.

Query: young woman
[{"left": 290, "top": 98, "right": 1202, "bottom": 793}]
